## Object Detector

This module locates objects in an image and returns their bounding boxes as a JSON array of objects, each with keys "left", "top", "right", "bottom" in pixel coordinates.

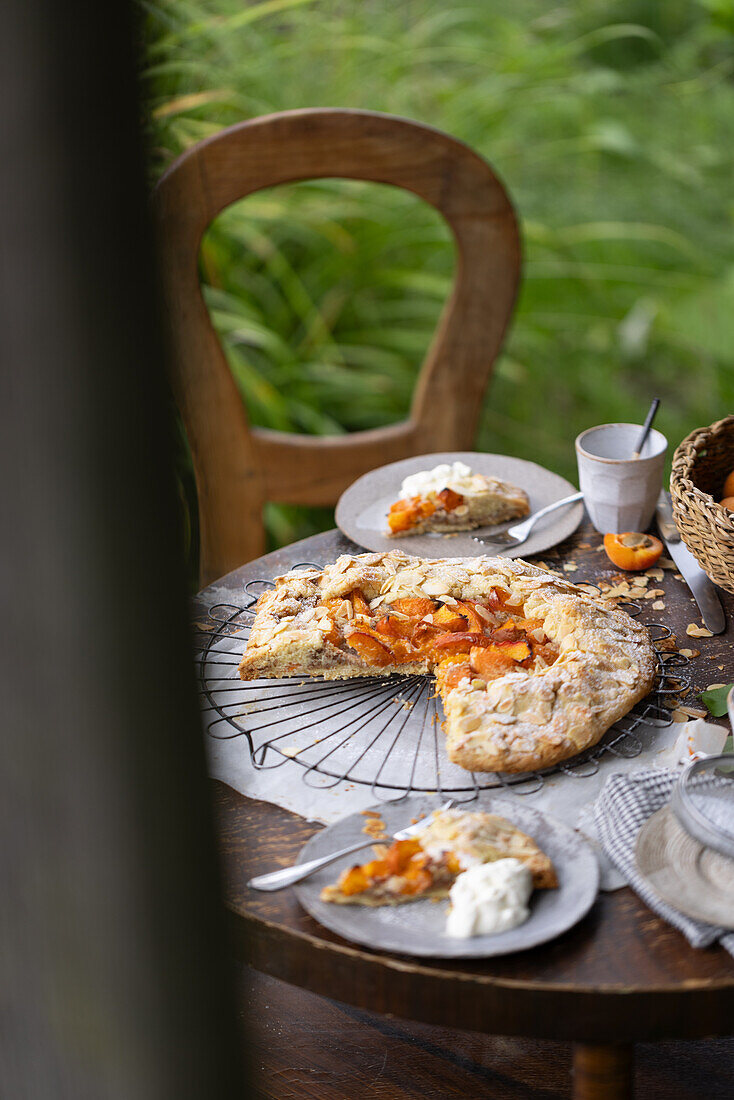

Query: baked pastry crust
[
  {"left": 320, "top": 807, "right": 557, "bottom": 906},
  {"left": 386, "top": 473, "right": 529, "bottom": 536},
  {"left": 238, "top": 551, "right": 657, "bottom": 774}
]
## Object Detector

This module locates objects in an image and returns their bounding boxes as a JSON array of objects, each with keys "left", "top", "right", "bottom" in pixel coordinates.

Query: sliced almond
[
  {"left": 422, "top": 578, "right": 450, "bottom": 597},
  {"left": 474, "top": 605, "right": 494, "bottom": 622},
  {"left": 686, "top": 623, "right": 714, "bottom": 638},
  {"left": 604, "top": 584, "right": 631, "bottom": 599},
  {"left": 678, "top": 705, "right": 708, "bottom": 719},
  {"left": 397, "top": 570, "right": 423, "bottom": 587},
  {"left": 651, "top": 600, "right": 666, "bottom": 610},
  {"left": 678, "top": 648, "right": 699, "bottom": 659}
]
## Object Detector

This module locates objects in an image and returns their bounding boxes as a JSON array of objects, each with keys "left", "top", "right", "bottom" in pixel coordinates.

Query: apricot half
[{"left": 603, "top": 532, "right": 664, "bottom": 571}]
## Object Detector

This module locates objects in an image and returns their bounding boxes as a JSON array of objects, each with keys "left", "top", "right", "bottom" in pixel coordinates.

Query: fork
[
  {"left": 472, "top": 491, "right": 583, "bottom": 550},
  {"left": 247, "top": 799, "right": 455, "bottom": 891}
]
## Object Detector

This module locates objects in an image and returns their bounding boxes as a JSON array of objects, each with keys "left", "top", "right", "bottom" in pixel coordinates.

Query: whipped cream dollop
[
  {"left": 399, "top": 461, "right": 477, "bottom": 499},
  {"left": 445, "top": 858, "right": 533, "bottom": 938}
]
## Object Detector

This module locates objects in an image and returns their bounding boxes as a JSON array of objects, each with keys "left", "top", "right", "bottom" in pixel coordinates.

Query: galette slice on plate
[
  {"left": 385, "top": 461, "right": 529, "bottom": 537},
  {"left": 320, "top": 807, "right": 558, "bottom": 907}
]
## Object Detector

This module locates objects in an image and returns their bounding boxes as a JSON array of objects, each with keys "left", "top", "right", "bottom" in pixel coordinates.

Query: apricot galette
[{"left": 238, "top": 552, "right": 656, "bottom": 774}]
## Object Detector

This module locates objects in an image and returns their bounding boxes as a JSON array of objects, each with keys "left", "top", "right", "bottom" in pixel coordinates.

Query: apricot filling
[
  {"left": 386, "top": 487, "right": 466, "bottom": 534},
  {"left": 387, "top": 496, "right": 437, "bottom": 534},
  {"left": 332, "top": 586, "right": 559, "bottom": 682},
  {"left": 336, "top": 837, "right": 462, "bottom": 898}
]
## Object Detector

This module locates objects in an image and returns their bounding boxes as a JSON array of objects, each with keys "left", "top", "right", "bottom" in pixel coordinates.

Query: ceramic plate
[
  {"left": 635, "top": 806, "right": 734, "bottom": 930},
  {"left": 335, "top": 452, "right": 584, "bottom": 559},
  {"left": 294, "top": 795, "right": 599, "bottom": 958}
]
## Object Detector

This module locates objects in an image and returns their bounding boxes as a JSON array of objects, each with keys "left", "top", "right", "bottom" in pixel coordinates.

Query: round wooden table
[{"left": 194, "top": 518, "right": 734, "bottom": 1099}]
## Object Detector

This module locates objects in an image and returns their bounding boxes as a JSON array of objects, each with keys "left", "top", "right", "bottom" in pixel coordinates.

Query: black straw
[{"left": 632, "top": 398, "right": 660, "bottom": 458}]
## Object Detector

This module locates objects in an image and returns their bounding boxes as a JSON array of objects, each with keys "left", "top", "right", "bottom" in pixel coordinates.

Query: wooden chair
[{"left": 154, "top": 108, "right": 521, "bottom": 586}]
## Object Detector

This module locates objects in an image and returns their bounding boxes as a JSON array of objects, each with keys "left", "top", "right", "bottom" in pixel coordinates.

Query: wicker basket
[{"left": 670, "top": 414, "right": 734, "bottom": 594}]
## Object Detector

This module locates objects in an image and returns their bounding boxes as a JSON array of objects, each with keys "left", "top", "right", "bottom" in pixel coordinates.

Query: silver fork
[
  {"left": 247, "top": 799, "right": 455, "bottom": 891},
  {"left": 472, "top": 491, "right": 583, "bottom": 549}
]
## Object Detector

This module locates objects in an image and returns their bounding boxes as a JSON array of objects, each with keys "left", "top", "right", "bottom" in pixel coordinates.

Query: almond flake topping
[
  {"left": 686, "top": 623, "right": 713, "bottom": 638},
  {"left": 422, "top": 578, "right": 450, "bottom": 597},
  {"left": 398, "top": 571, "right": 423, "bottom": 587}
]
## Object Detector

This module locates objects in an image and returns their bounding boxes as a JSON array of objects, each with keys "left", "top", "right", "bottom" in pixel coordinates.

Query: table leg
[{"left": 572, "top": 1043, "right": 634, "bottom": 1099}]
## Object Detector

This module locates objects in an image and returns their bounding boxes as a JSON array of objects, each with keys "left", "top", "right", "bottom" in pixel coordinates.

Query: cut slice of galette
[
  {"left": 320, "top": 807, "right": 557, "bottom": 906},
  {"left": 386, "top": 463, "right": 529, "bottom": 537}
]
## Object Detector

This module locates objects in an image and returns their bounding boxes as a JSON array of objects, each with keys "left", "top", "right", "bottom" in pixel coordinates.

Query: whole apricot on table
[
  {"left": 720, "top": 496, "right": 734, "bottom": 511},
  {"left": 603, "top": 532, "right": 664, "bottom": 571},
  {"left": 722, "top": 469, "right": 734, "bottom": 498}
]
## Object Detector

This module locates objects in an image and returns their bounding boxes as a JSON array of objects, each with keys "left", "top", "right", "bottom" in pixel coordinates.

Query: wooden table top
[{"left": 195, "top": 516, "right": 734, "bottom": 1044}]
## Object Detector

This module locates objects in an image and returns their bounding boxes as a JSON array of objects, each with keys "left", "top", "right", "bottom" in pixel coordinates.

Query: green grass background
[{"left": 142, "top": 0, "right": 734, "bottom": 573}]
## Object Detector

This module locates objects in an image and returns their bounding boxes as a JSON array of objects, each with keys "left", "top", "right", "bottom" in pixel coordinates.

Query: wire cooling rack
[{"left": 194, "top": 564, "right": 690, "bottom": 802}]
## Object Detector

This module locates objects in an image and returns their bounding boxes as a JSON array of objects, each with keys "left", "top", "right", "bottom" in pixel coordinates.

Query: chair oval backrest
[{"left": 154, "top": 108, "right": 521, "bottom": 586}]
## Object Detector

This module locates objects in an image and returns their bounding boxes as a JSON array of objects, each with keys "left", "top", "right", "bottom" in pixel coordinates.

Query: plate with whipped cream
[
  {"left": 335, "top": 451, "right": 583, "bottom": 558},
  {"left": 294, "top": 796, "right": 599, "bottom": 958}
]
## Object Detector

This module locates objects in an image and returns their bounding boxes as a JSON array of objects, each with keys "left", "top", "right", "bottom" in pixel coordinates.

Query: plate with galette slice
[
  {"left": 335, "top": 452, "right": 584, "bottom": 558},
  {"left": 293, "top": 796, "right": 599, "bottom": 958}
]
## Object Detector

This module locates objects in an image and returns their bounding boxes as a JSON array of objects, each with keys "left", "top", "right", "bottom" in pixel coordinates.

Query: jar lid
[{"left": 670, "top": 754, "right": 734, "bottom": 860}]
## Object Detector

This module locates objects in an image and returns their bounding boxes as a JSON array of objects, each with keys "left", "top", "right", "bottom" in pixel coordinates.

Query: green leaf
[{"left": 699, "top": 684, "right": 733, "bottom": 718}]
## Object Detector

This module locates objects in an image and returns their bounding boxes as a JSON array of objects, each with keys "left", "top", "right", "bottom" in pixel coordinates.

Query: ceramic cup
[{"left": 575, "top": 423, "right": 667, "bottom": 534}]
